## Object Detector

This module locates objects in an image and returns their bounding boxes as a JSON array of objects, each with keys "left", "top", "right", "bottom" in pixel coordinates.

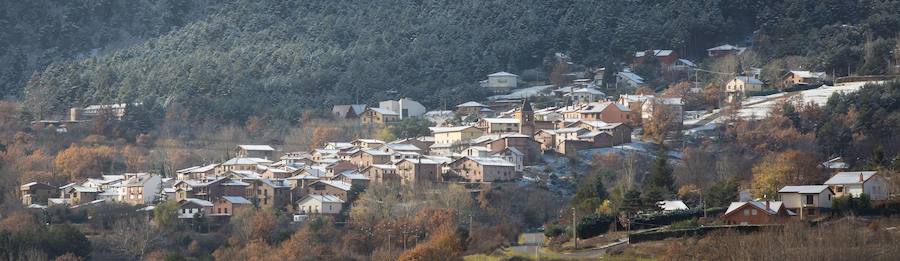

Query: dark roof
[{"left": 521, "top": 98, "right": 533, "bottom": 112}]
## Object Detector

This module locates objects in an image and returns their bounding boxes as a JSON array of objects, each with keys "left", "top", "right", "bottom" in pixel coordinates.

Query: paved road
[{"left": 507, "top": 233, "right": 625, "bottom": 259}]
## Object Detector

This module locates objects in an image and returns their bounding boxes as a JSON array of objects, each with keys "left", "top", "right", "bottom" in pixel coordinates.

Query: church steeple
[{"left": 518, "top": 98, "right": 535, "bottom": 135}]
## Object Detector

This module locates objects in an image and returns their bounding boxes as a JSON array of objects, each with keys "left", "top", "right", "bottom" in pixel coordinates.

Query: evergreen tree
[
  {"left": 620, "top": 189, "right": 643, "bottom": 214},
  {"left": 645, "top": 147, "right": 675, "bottom": 197}
]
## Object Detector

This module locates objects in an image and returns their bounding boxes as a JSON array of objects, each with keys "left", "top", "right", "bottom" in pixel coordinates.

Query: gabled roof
[
  {"left": 657, "top": 200, "right": 689, "bottom": 211},
  {"left": 707, "top": 44, "right": 740, "bottom": 51},
  {"left": 734, "top": 76, "right": 763, "bottom": 85},
  {"left": 778, "top": 185, "right": 832, "bottom": 194},
  {"left": 237, "top": 145, "right": 275, "bottom": 151},
  {"left": 824, "top": 171, "right": 879, "bottom": 185},
  {"left": 454, "top": 156, "right": 516, "bottom": 167},
  {"left": 222, "top": 157, "right": 273, "bottom": 166},
  {"left": 367, "top": 107, "right": 399, "bottom": 116},
  {"left": 635, "top": 49, "right": 674, "bottom": 58},
  {"left": 429, "top": 125, "right": 479, "bottom": 133},
  {"left": 457, "top": 101, "right": 489, "bottom": 108},
  {"left": 788, "top": 71, "right": 827, "bottom": 79},
  {"left": 299, "top": 194, "right": 344, "bottom": 204},
  {"left": 382, "top": 143, "right": 421, "bottom": 152},
  {"left": 724, "top": 201, "right": 788, "bottom": 216},
  {"left": 579, "top": 102, "right": 630, "bottom": 113},
  {"left": 311, "top": 180, "right": 353, "bottom": 191},
  {"left": 336, "top": 171, "right": 370, "bottom": 180},
  {"left": 488, "top": 71, "right": 517, "bottom": 77},
  {"left": 481, "top": 118, "right": 519, "bottom": 124},
  {"left": 617, "top": 70, "right": 645, "bottom": 84},
  {"left": 181, "top": 198, "right": 213, "bottom": 207},
  {"left": 221, "top": 196, "right": 253, "bottom": 204}
]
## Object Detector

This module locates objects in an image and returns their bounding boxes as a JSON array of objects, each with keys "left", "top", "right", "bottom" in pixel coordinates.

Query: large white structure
[
  {"left": 482, "top": 72, "right": 518, "bottom": 93},
  {"left": 379, "top": 98, "right": 426, "bottom": 119}
]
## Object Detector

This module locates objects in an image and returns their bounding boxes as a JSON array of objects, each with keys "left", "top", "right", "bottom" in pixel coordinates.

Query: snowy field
[{"left": 735, "top": 81, "right": 876, "bottom": 119}]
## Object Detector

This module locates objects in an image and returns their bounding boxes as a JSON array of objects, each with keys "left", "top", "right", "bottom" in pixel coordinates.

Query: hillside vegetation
[{"left": 14, "top": 0, "right": 900, "bottom": 122}]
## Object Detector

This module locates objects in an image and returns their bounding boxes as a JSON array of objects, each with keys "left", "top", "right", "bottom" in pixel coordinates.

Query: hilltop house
[
  {"left": 633, "top": 50, "right": 678, "bottom": 66},
  {"left": 577, "top": 102, "right": 632, "bottom": 124},
  {"left": 824, "top": 171, "right": 890, "bottom": 201},
  {"left": 124, "top": 173, "right": 162, "bottom": 205},
  {"left": 234, "top": 145, "right": 275, "bottom": 160},
  {"left": 726, "top": 76, "right": 764, "bottom": 102},
  {"left": 782, "top": 71, "right": 827, "bottom": 88},
  {"left": 482, "top": 72, "right": 518, "bottom": 93},
  {"left": 778, "top": 185, "right": 833, "bottom": 219},
  {"left": 332, "top": 104, "right": 367, "bottom": 119}
]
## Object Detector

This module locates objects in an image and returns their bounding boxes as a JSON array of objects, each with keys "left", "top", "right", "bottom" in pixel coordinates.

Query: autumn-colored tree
[
  {"left": 53, "top": 253, "right": 82, "bottom": 261},
  {"left": 635, "top": 86, "right": 655, "bottom": 95},
  {"left": 375, "top": 126, "right": 396, "bottom": 142},
  {"left": 54, "top": 144, "right": 118, "bottom": 180},
  {"left": 642, "top": 101, "right": 679, "bottom": 143},
  {"left": 752, "top": 150, "right": 823, "bottom": 198},
  {"left": 250, "top": 210, "right": 276, "bottom": 242},
  {"left": 0, "top": 210, "right": 39, "bottom": 233},
  {"left": 310, "top": 126, "right": 339, "bottom": 150},
  {"left": 397, "top": 225, "right": 463, "bottom": 261},
  {"left": 121, "top": 145, "right": 147, "bottom": 172}
]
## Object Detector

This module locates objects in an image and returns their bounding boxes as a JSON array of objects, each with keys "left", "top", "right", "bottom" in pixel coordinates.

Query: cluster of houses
[{"left": 721, "top": 171, "right": 890, "bottom": 225}]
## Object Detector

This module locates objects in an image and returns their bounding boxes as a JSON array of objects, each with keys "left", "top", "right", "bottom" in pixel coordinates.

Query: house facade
[
  {"left": 778, "top": 185, "right": 833, "bottom": 219},
  {"left": 722, "top": 201, "right": 794, "bottom": 225},
  {"left": 824, "top": 171, "right": 890, "bottom": 201},
  {"left": 448, "top": 157, "right": 517, "bottom": 183}
]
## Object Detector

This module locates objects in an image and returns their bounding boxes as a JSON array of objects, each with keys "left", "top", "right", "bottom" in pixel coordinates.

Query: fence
[{"left": 627, "top": 224, "right": 781, "bottom": 244}]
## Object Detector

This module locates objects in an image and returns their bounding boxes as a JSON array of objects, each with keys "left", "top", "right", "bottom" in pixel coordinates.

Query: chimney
[
  {"left": 859, "top": 172, "right": 864, "bottom": 182},
  {"left": 398, "top": 98, "right": 404, "bottom": 120}
]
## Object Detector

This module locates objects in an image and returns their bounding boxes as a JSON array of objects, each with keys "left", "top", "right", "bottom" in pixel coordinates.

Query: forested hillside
[
  {"left": 15, "top": 0, "right": 900, "bottom": 122},
  {"left": 0, "top": 0, "right": 220, "bottom": 99}
]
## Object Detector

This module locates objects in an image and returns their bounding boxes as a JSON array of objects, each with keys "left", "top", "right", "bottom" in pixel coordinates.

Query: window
[
  {"left": 751, "top": 209, "right": 757, "bottom": 215},
  {"left": 742, "top": 209, "right": 749, "bottom": 216},
  {"left": 836, "top": 187, "right": 843, "bottom": 192},
  {"left": 225, "top": 208, "right": 228, "bottom": 214},
  {"left": 805, "top": 195, "right": 814, "bottom": 205},
  {"left": 218, "top": 208, "right": 222, "bottom": 214}
]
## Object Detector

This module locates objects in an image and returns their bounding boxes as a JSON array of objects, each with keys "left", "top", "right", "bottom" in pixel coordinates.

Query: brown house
[
  {"left": 349, "top": 149, "right": 393, "bottom": 168},
  {"left": 173, "top": 177, "right": 249, "bottom": 202},
  {"left": 246, "top": 179, "right": 292, "bottom": 210},
  {"left": 448, "top": 157, "right": 517, "bottom": 183},
  {"left": 485, "top": 134, "right": 542, "bottom": 165},
  {"left": 211, "top": 196, "right": 253, "bottom": 217},
  {"left": 326, "top": 160, "right": 359, "bottom": 177},
  {"left": 361, "top": 164, "right": 400, "bottom": 184},
  {"left": 20, "top": 182, "right": 58, "bottom": 206},
  {"left": 59, "top": 185, "right": 101, "bottom": 205},
  {"left": 306, "top": 180, "right": 353, "bottom": 202},
  {"left": 577, "top": 102, "right": 632, "bottom": 124},
  {"left": 396, "top": 158, "right": 442, "bottom": 185},
  {"left": 721, "top": 201, "right": 794, "bottom": 225},
  {"left": 565, "top": 120, "right": 632, "bottom": 144},
  {"left": 360, "top": 108, "right": 400, "bottom": 125},
  {"left": 332, "top": 171, "right": 371, "bottom": 188}
]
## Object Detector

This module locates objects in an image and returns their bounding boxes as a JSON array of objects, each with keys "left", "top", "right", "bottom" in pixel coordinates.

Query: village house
[
  {"left": 246, "top": 179, "right": 292, "bottom": 210},
  {"left": 633, "top": 49, "right": 678, "bottom": 67},
  {"left": 456, "top": 101, "right": 492, "bottom": 115},
  {"left": 360, "top": 107, "right": 401, "bottom": 125},
  {"left": 332, "top": 171, "right": 371, "bottom": 188},
  {"left": 351, "top": 139, "right": 386, "bottom": 149},
  {"left": 726, "top": 76, "right": 765, "bottom": 102},
  {"left": 616, "top": 69, "right": 645, "bottom": 89},
  {"left": 782, "top": 71, "right": 827, "bottom": 89},
  {"left": 261, "top": 166, "right": 295, "bottom": 179},
  {"left": 176, "top": 164, "right": 218, "bottom": 180},
  {"left": 216, "top": 157, "right": 272, "bottom": 175},
  {"left": 641, "top": 97, "right": 684, "bottom": 126},
  {"left": 178, "top": 198, "right": 214, "bottom": 219},
  {"left": 325, "top": 160, "right": 358, "bottom": 177},
  {"left": 429, "top": 126, "right": 482, "bottom": 155},
  {"left": 478, "top": 118, "right": 520, "bottom": 133},
  {"left": 234, "top": 145, "right": 276, "bottom": 160},
  {"left": 379, "top": 98, "right": 426, "bottom": 119},
  {"left": 69, "top": 103, "right": 132, "bottom": 121},
  {"left": 565, "top": 120, "right": 632, "bottom": 143},
  {"left": 566, "top": 87, "right": 606, "bottom": 103},
  {"left": 577, "top": 102, "right": 632, "bottom": 124},
  {"left": 285, "top": 174, "right": 320, "bottom": 190},
  {"left": 534, "top": 129, "right": 557, "bottom": 151},
  {"left": 332, "top": 104, "right": 367, "bottom": 119},
  {"left": 462, "top": 146, "right": 493, "bottom": 157},
  {"left": 395, "top": 158, "right": 443, "bottom": 185},
  {"left": 20, "top": 182, "right": 58, "bottom": 206},
  {"left": 172, "top": 177, "right": 249, "bottom": 202},
  {"left": 448, "top": 156, "right": 517, "bottom": 183},
  {"left": 349, "top": 149, "right": 392, "bottom": 168},
  {"left": 424, "top": 110, "right": 456, "bottom": 125},
  {"left": 721, "top": 200, "right": 794, "bottom": 225},
  {"left": 297, "top": 195, "right": 344, "bottom": 215},
  {"left": 778, "top": 185, "right": 834, "bottom": 219},
  {"left": 361, "top": 164, "right": 400, "bottom": 184},
  {"left": 483, "top": 133, "right": 542, "bottom": 165},
  {"left": 824, "top": 171, "right": 890, "bottom": 201},
  {"left": 493, "top": 147, "right": 524, "bottom": 172},
  {"left": 210, "top": 196, "right": 253, "bottom": 217},
  {"left": 58, "top": 185, "right": 102, "bottom": 205},
  {"left": 124, "top": 173, "right": 162, "bottom": 205},
  {"left": 306, "top": 180, "right": 353, "bottom": 202},
  {"left": 481, "top": 72, "right": 518, "bottom": 93},
  {"left": 706, "top": 44, "right": 747, "bottom": 57},
  {"left": 281, "top": 152, "right": 314, "bottom": 167}
]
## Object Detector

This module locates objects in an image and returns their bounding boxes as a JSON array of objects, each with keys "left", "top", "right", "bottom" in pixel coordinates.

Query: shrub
[{"left": 576, "top": 214, "right": 614, "bottom": 239}]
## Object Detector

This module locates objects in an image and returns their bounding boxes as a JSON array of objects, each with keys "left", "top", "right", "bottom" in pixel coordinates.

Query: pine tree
[{"left": 645, "top": 147, "right": 675, "bottom": 196}]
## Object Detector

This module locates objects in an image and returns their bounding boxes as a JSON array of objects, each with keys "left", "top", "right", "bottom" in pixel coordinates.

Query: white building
[
  {"left": 379, "top": 98, "right": 427, "bottom": 119},
  {"left": 824, "top": 171, "right": 890, "bottom": 201},
  {"left": 297, "top": 194, "right": 344, "bottom": 215},
  {"left": 482, "top": 72, "right": 518, "bottom": 93}
]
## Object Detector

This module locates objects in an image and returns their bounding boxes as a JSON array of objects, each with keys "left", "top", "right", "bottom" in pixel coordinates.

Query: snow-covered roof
[
  {"left": 237, "top": 145, "right": 275, "bottom": 151},
  {"left": 300, "top": 194, "right": 344, "bottom": 204},
  {"left": 488, "top": 71, "right": 517, "bottom": 77},
  {"left": 222, "top": 196, "right": 253, "bottom": 204},
  {"left": 617, "top": 71, "right": 645, "bottom": 84},
  {"left": 181, "top": 198, "right": 214, "bottom": 207},
  {"left": 734, "top": 76, "right": 763, "bottom": 85},
  {"left": 555, "top": 127, "right": 587, "bottom": 134},
  {"left": 778, "top": 185, "right": 831, "bottom": 194},
  {"left": 578, "top": 102, "right": 630, "bottom": 113},
  {"left": 824, "top": 171, "right": 878, "bottom": 185},
  {"left": 459, "top": 156, "right": 516, "bottom": 167},
  {"left": 314, "top": 180, "right": 353, "bottom": 191},
  {"left": 368, "top": 107, "right": 399, "bottom": 116},
  {"left": 789, "top": 71, "right": 827, "bottom": 79},
  {"left": 676, "top": 59, "right": 696, "bottom": 67},
  {"left": 578, "top": 131, "right": 613, "bottom": 139},
  {"left": 657, "top": 200, "right": 689, "bottom": 211},
  {"left": 430, "top": 126, "right": 478, "bottom": 133},
  {"left": 571, "top": 88, "right": 606, "bottom": 96},
  {"left": 707, "top": 44, "right": 740, "bottom": 51},
  {"left": 383, "top": 143, "right": 421, "bottom": 151},
  {"left": 481, "top": 118, "right": 519, "bottom": 124},
  {"left": 635, "top": 49, "right": 674, "bottom": 58},
  {"left": 725, "top": 201, "right": 786, "bottom": 216},
  {"left": 222, "top": 157, "right": 273, "bottom": 166},
  {"left": 457, "top": 101, "right": 489, "bottom": 108}
]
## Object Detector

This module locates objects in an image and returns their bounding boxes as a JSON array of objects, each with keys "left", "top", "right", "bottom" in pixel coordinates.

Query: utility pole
[{"left": 572, "top": 207, "right": 577, "bottom": 249}]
